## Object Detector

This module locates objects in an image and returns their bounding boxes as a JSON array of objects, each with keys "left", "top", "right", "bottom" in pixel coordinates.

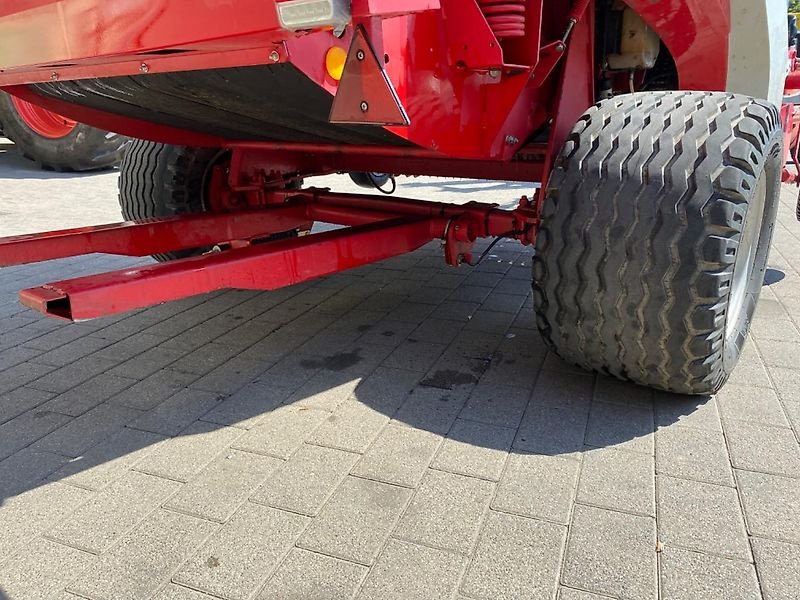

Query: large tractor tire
[
  {"left": 533, "top": 91, "right": 782, "bottom": 395},
  {"left": 0, "top": 92, "right": 127, "bottom": 171}
]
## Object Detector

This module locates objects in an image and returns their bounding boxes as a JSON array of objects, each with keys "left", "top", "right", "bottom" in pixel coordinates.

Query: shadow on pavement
[{"left": 0, "top": 143, "right": 113, "bottom": 180}]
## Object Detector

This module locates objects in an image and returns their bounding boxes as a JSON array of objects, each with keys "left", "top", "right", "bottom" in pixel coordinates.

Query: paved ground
[{"left": 0, "top": 141, "right": 799, "bottom": 600}]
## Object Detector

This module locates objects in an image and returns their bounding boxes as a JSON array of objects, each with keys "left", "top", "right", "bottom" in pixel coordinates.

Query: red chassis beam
[{"left": 4, "top": 190, "right": 539, "bottom": 321}]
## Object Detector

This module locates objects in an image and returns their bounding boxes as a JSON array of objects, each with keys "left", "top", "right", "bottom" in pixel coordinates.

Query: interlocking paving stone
[
  {"left": 655, "top": 424, "right": 735, "bottom": 487},
  {"left": 173, "top": 503, "right": 308, "bottom": 600},
  {"left": 308, "top": 400, "right": 390, "bottom": 454},
  {"left": 38, "top": 373, "right": 135, "bottom": 417},
  {"left": 287, "top": 370, "right": 362, "bottom": 412},
  {"left": 199, "top": 379, "right": 291, "bottom": 429},
  {"left": 659, "top": 546, "right": 761, "bottom": 600},
  {"left": 458, "top": 383, "right": 531, "bottom": 429},
  {"left": 357, "top": 539, "right": 467, "bottom": 600},
  {"left": 657, "top": 476, "right": 751, "bottom": 560},
  {"left": 127, "top": 388, "right": 225, "bottom": 436},
  {"left": 715, "top": 385, "right": 790, "bottom": 427},
  {"left": 736, "top": 470, "right": 800, "bottom": 543},
  {"left": 391, "top": 386, "right": 469, "bottom": 435},
  {"left": 349, "top": 366, "right": 420, "bottom": 413},
  {"left": 49, "top": 426, "right": 168, "bottom": 490},
  {"left": 32, "top": 402, "right": 143, "bottom": 457},
  {"left": 750, "top": 537, "right": 800, "bottom": 600},
  {"left": 231, "top": 405, "right": 329, "bottom": 459},
  {"left": 585, "top": 401, "right": 654, "bottom": 455},
  {"left": 298, "top": 475, "right": 413, "bottom": 565},
  {"left": 351, "top": 424, "right": 442, "bottom": 487},
  {"left": 430, "top": 418, "right": 514, "bottom": 481},
  {"left": 395, "top": 469, "right": 494, "bottom": 553},
  {"left": 134, "top": 421, "right": 244, "bottom": 482},
  {"left": 0, "top": 386, "right": 54, "bottom": 425},
  {"left": 251, "top": 444, "right": 359, "bottom": 517},
  {"left": 0, "top": 537, "right": 95, "bottom": 599},
  {"left": 0, "top": 447, "right": 71, "bottom": 498},
  {"left": 0, "top": 408, "right": 72, "bottom": 460},
  {"left": 47, "top": 470, "right": 181, "bottom": 553},
  {"left": 577, "top": 446, "right": 655, "bottom": 516},
  {"left": 492, "top": 451, "right": 578, "bottom": 524},
  {"left": 152, "top": 584, "right": 219, "bottom": 600},
  {"left": 558, "top": 588, "right": 616, "bottom": 600},
  {"left": 514, "top": 403, "right": 589, "bottom": 458},
  {"left": 562, "top": 505, "right": 657, "bottom": 600},
  {"left": 461, "top": 510, "right": 566, "bottom": 600},
  {"left": 723, "top": 419, "right": 800, "bottom": 477},
  {"left": 108, "top": 368, "right": 199, "bottom": 411},
  {"left": 67, "top": 509, "right": 218, "bottom": 600},
  {"left": 258, "top": 548, "right": 367, "bottom": 600},
  {"left": 164, "top": 450, "right": 282, "bottom": 523},
  {"left": 533, "top": 370, "right": 594, "bottom": 408},
  {"left": 654, "top": 393, "right": 723, "bottom": 431}
]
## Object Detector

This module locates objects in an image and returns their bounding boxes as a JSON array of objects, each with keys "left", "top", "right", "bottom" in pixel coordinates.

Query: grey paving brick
[
  {"left": 108, "top": 347, "right": 188, "bottom": 380},
  {"left": 174, "top": 503, "right": 308, "bottom": 600},
  {"left": 577, "top": 446, "right": 655, "bottom": 516},
  {"left": 531, "top": 369, "right": 594, "bottom": 409},
  {"left": 514, "top": 403, "right": 589, "bottom": 459},
  {"left": 67, "top": 509, "right": 218, "bottom": 600},
  {"left": 585, "top": 401, "right": 654, "bottom": 455},
  {"left": 459, "top": 383, "right": 530, "bottom": 429},
  {"left": 40, "top": 373, "right": 136, "bottom": 417},
  {"left": 189, "top": 357, "right": 269, "bottom": 394},
  {"left": 128, "top": 388, "right": 225, "bottom": 436},
  {"left": 251, "top": 444, "right": 357, "bottom": 517},
  {"left": 0, "top": 386, "right": 54, "bottom": 425},
  {"left": 299, "top": 476, "right": 412, "bottom": 565},
  {"left": 0, "top": 483, "right": 92, "bottom": 565},
  {"left": 757, "top": 340, "right": 800, "bottom": 369},
  {"left": 0, "top": 408, "right": 72, "bottom": 460},
  {"left": 462, "top": 510, "right": 566, "bottom": 600},
  {"left": 287, "top": 370, "right": 361, "bottom": 412},
  {"left": 492, "top": 451, "right": 579, "bottom": 524},
  {"left": 303, "top": 342, "right": 394, "bottom": 376},
  {"left": 657, "top": 475, "right": 751, "bottom": 560},
  {"left": 737, "top": 470, "right": 800, "bottom": 543},
  {"left": 232, "top": 405, "right": 329, "bottom": 459},
  {"left": 152, "top": 584, "right": 218, "bottom": 600},
  {"left": 659, "top": 546, "right": 760, "bottom": 600},
  {"left": 32, "top": 402, "right": 142, "bottom": 457},
  {"left": 258, "top": 548, "right": 367, "bottom": 600},
  {"left": 108, "top": 368, "right": 199, "bottom": 411},
  {"left": 165, "top": 450, "right": 281, "bottom": 523},
  {"left": 723, "top": 419, "right": 800, "bottom": 477},
  {"left": 0, "top": 537, "right": 94, "bottom": 599},
  {"left": 751, "top": 537, "right": 800, "bottom": 600},
  {"left": 199, "top": 380, "right": 291, "bottom": 430},
  {"left": 28, "top": 355, "right": 118, "bottom": 394},
  {"left": 357, "top": 539, "right": 466, "bottom": 600},
  {"left": 135, "top": 421, "right": 244, "bottom": 482},
  {"left": 593, "top": 375, "right": 653, "bottom": 407},
  {"left": 391, "top": 385, "right": 469, "bottom": 435},
  {"left": 656, "top": 424, "right": 734, "bottom": 486},
  {"left": 47, "top": 470, "right": 181, "bottom": 553},
  {"left": 50, "top": 426, "right": 168, "bottom": 491},
  {"left": 383, "top": 340, "right": 447, "bottom": 372},
  {"left": 357, "top": 318, "right": 418, "bottom": 346},
  {"left": 0, "top": 447, "right": 71, "bottom": 498},
  {"left": 725, "top": 359, "right": 772, "bottom": 388},
  {"left": 558, "top": 589, "right": 615, "bottom": 600},
  {"left": 715, "top": 385, "right": 790, "bottom": 427},
  {"left": 655, "top": 393, "right": 723, "bottom": 431},
  {"left": 431, "top": 419, "right": 514, "bottom": 481},
  {"left": 308, "top": 401, "right": 389, "bottom": 454},
  {"left": 0, "top": 361, "right": 56, "bottom": 394},
  {"left": 396, "top": 469, "right": 494, "bottom": 553},
  {"left": 169, "top": 343, "right": 243, "bottom": 377},
  {"left": 768, "top": 366, "right": 800, "bottom": 403},
  {"left": 351, "top": 424, "right": 441, "bottom": 487},
  {"left": 563, "top": 505, "right": 657, "bottom": 600}
]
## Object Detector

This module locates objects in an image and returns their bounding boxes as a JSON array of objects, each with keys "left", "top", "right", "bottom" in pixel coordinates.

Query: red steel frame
[{"left": 0, "top": 1, "right": 734, "bottom": 320}]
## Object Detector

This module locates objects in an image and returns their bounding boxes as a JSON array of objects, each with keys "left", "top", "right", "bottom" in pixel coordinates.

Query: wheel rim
[
  {"left": 725, "top": 171, "right": 768, "bottom": 341},
  {"left": 9, "top": 96, "right": 77, "bottom": 139}
]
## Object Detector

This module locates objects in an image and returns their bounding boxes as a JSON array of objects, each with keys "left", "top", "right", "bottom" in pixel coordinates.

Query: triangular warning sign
[{"left": 329, "top": 26, "right": 410, "bottom": 126}]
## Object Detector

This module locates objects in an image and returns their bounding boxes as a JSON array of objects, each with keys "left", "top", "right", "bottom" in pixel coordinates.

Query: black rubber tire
[
  {"left": 118, "top": 139, "right": 220, "bottom": 262},
  {"left": 533, "top": 91, "right": 782, "bottom": 395},
  {"left": 0, "top": 92, "right": 127, "bottom": 171},
  {"left": 349, "top": 172, "right": 391, "bottom": 189}
]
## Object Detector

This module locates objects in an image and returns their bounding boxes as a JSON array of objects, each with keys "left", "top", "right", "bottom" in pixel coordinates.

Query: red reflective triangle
[{"left": 329, "top": 26, "right": 410, "bottom": 126}]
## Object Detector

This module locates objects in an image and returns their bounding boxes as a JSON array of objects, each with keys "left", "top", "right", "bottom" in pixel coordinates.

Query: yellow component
[{"left": 325, "top": 46, "right": 348, "bottom": 81}]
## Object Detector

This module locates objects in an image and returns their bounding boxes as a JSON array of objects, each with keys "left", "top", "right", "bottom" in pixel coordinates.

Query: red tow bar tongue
[{"left": 329, "top": 26, "right": 409, "bottom": 126}]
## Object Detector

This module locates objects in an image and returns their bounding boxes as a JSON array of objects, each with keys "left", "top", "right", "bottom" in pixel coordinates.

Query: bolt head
[
  {"left": 269, "top": 50, "right": 280, "bottom": 63},
  {"left": 360, "top": 101, "right": 369, "bottom": 113},
  {"left": 50, "top": 72, "right": 59, "bottom": 81},
  {"left": 139, "top": 63, "right": 150, "bottom": 73},
  {"left": 356, "top": 49, "right": 366, "bottom": 61}
]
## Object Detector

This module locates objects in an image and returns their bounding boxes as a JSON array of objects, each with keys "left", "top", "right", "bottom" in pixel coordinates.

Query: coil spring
[{"left": 478, "top": 0, "right": 527, "bottom": 39}]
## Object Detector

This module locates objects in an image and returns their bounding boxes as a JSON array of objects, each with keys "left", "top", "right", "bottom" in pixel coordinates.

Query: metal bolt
[
  {"left": 269, "top": 50, "right": 280, "bottom": 63},
  {"left": 505, "top": 135, "right": 519, "bottom": 145},
  {"left": 488, "top": 68, "right": 502, "bottom": 79},
  {"left": 356, "top": 49, "right": 366, "bottom": 61},
  {"left": 50, "top": 72, "right": 59, "bottom": 81},
  {"left": 360, "top": 101, "right": 369, "bottom": 113},
  {"left": 139, "top": 63, "right": 150, "bottom": 73}
]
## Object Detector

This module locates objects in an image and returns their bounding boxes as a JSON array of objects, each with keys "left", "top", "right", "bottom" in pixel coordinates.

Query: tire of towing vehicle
[
  {"left": 0, "top": 91, "right": 127, "bottom": 172},
  {"left": 118, "top": 139, "right": 220, "bottom": 262},
  {"left": 532, "top": 91, "right": 782, "bottom": 395}
]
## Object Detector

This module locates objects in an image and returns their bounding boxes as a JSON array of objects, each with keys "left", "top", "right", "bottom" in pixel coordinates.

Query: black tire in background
[
  {"left": 0, "top": 91, "right": 127, "bottom": 171},
  {"left": 118, "top": 140, "right": 221, "bottom": 262},
  {"left": 349, "top": 172, "right": 392, "bottom": 189},
  {"left": 533, "top": 91, "right": 782, "bottom": 395}
]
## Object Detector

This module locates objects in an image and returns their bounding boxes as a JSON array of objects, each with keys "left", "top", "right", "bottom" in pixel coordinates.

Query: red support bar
[{"left": 19, "top": 216, "right": 447, "bottom": 321}]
